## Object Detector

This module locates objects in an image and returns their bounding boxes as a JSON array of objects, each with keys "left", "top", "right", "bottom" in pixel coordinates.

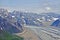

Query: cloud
[{"left": 45, "top": 7, "right": 52, "bottom": 11}]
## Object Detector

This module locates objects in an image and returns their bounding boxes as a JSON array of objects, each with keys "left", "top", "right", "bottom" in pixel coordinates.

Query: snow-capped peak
[{"left": 52, "top": 17, "right": 59, "bottom": 21}]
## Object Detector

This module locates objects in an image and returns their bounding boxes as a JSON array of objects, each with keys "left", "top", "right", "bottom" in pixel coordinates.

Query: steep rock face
[
  {"left": 0, "top": 16, "right": 23, "bottom": 33},
  {"left": 51, "top": 19, "right": 60, "bottom": 28}
]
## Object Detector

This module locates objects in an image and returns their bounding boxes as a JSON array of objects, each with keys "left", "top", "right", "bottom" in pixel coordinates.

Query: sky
[{"left": 0, "top": 0, "right": 60, "bottom": 13}]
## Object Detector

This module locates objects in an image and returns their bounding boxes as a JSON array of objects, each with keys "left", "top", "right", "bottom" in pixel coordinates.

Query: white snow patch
[{"left": 12, "top": 16, "right": 15, "bottom": 18}]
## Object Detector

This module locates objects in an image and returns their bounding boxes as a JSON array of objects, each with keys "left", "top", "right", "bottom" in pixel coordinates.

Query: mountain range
[{"left": 0, "top": 8, "right": 60, "bottom": 33}]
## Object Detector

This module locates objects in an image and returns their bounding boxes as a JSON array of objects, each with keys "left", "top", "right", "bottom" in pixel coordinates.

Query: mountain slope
[
  {"left": 0, "top": 16, "right": 23, "bottom": 33},
  {"left": 0, "top": 29, "right": 24, "bottom": 40}
]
